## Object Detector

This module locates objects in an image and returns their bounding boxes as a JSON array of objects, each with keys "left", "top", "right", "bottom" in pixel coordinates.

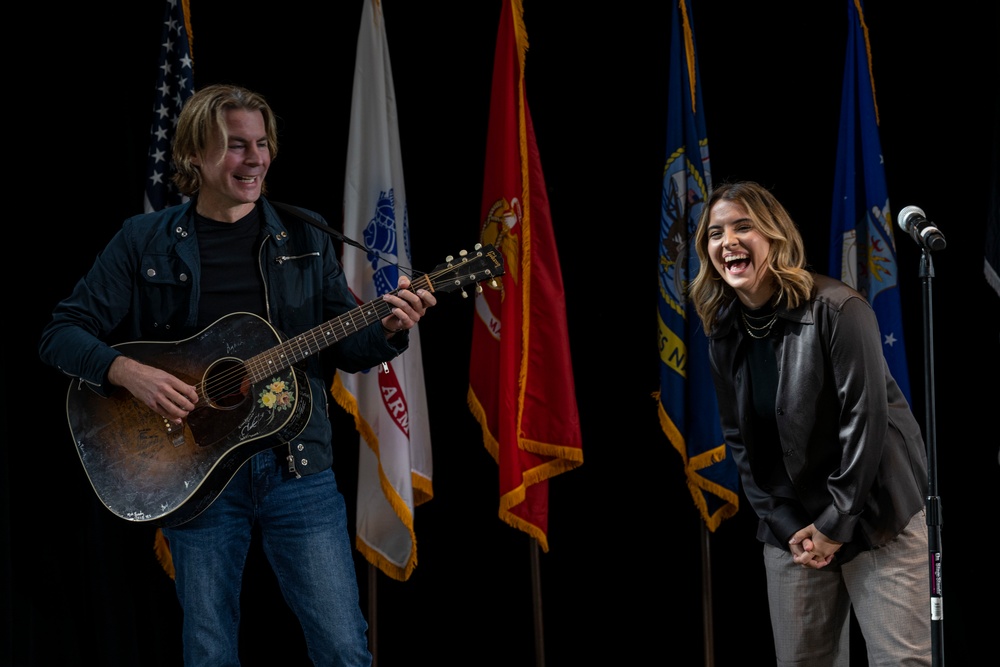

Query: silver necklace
[{"left": 742, "top": 309, "right": 778, "bottom": 339}]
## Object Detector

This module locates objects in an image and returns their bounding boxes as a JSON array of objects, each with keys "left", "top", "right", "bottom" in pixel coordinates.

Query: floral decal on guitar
[{"left": 258, "top": 378, "right": 294, "bottom": 411}]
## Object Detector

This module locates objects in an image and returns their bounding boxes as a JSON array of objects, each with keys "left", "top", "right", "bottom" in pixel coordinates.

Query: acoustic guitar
[{"left": 65, "top": 244, "right": 504, "bottom": 527}]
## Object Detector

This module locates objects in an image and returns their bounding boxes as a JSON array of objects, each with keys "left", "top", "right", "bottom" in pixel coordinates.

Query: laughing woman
[{"left": 689, "top": 180, "right": 930, "bottom": 666}]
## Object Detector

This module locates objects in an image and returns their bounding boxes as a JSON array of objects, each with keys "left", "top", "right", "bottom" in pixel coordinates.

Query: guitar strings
[
  {"left": 193, "top": 259, "right": 483, "bottom": 407},
  {"left": 197, "top": 298, "right": 397, "bottom": 405}
]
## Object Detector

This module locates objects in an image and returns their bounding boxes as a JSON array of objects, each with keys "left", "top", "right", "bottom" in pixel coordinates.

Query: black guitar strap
[
  {"left": 270, "top": 200, "right": 409, "bottom": 280},
  {"left": 269, "top": 201, "right": 369, "bottom": 254}
]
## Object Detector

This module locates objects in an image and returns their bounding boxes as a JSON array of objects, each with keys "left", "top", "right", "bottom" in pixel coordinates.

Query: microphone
[{"left": 897, "top": 205, "right": 947, "bottom": 251}]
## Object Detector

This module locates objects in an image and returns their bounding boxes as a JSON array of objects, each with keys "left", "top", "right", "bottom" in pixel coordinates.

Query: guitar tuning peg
[
  {"left": 476, "top": 284, "right": 483, "bottom": 294},
  {"left": 489, "top": 279, "right": 498, "bottom": 288},
  {"left": 474, "top": 242, "right": 483, "bottom": 250},
  {"left": 445, "top": 255, "right": 454, "bottom": 262},
  {"left": 461, "top": 289, "right": 469, "bottom": 299},
  {"left": 459, "top": 249, "right": 468, "bottom": 257}
]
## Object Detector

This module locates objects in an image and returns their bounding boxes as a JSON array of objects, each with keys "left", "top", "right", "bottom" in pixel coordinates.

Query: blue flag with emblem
[
  {"left": 829, "top": 0, "right": 911, "bottom": 403},
  {"left": 656, "top": 0, "right": 738, "bottom": 531}
]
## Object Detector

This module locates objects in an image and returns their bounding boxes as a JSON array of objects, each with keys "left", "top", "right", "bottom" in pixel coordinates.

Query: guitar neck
[{"left": 242, "top": 275, "right": 432, "bottom": 383}]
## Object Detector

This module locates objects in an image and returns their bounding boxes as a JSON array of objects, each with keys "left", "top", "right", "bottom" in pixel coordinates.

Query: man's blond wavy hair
[{"left": 171, "top": 84, "right": 279, "bottom": 197}]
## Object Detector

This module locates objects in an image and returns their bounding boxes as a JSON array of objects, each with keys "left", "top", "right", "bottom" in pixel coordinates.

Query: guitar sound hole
[{"left": 204, "top": 358, "right": 251, "bottom": 409}]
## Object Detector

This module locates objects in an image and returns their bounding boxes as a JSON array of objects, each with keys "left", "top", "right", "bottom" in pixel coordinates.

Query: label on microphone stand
[{"left": 930, "top": 596, "right": 943, "bottom": 621}]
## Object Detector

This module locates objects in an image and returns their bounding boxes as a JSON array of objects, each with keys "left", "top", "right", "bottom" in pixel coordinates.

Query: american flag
[{"left": 144, "top": 0, "right": 194, "bottom": 213}]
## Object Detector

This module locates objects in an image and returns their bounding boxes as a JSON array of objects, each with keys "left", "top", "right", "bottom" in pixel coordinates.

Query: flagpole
[
  {"left": 368, "top": 563, "right": 379, "bottom": 666},
  {"left": 700, "top": 523, "right": 715, "bottom": 667},
  {"left": 530, "top": 537, "right": 545, "bottom": 667}
]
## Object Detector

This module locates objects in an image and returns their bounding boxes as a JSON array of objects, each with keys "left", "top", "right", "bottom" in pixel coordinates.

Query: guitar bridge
[{"left": 164, "top": 418, "right": 187, "bottom": 447}]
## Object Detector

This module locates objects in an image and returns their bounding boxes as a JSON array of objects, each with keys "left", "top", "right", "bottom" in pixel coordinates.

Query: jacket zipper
[{"left": 275, "top": 251, "right": 320, "bottom": 264}]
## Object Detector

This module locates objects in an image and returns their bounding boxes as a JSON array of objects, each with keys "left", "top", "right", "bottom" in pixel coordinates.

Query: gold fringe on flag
[
  {"left": 853, "top": 0, "right": 879, "bottom": 124},
  {"left": 154, "top": 528, "right": 175, "bottom": 579}
]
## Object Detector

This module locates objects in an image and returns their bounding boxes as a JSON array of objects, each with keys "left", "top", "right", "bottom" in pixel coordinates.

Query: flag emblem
[
  {"left": 480, "top": 197, "right": 522, "bottom": 288},
  {"left": 362, "top": 188, "right": 403, "bottom": 296},
  {"left": 659, "top": 161, "right": 710, "bottom": 317}
]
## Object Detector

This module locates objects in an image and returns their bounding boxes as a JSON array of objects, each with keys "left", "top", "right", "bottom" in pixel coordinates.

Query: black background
[{"left": 6, "top": 1, "right": 998, "bottom": 665}]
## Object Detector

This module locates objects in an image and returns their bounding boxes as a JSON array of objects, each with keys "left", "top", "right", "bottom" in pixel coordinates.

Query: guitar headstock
[{"left": 425, "top": 243, "right": 505, "bottom": 297}]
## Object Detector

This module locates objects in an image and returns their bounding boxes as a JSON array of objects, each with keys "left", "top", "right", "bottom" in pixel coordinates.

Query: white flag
[{"left": 331, "top": 0, "right": 432, "bottom": 581}]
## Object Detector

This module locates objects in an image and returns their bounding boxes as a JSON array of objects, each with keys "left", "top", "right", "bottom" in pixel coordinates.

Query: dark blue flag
[
  {"left": 144, "top": 0, "right": 194, "bottom": 213},
  {"left": 657, "top": 0, "right": 738, "bottom": 531},
  {"left": 829, "top": 0, "right": 911, "bottom": 402}
]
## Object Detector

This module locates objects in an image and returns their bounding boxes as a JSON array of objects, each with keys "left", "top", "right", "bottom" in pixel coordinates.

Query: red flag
[{"left": 468, "top": 0, "right": 583, "bottom": 551}]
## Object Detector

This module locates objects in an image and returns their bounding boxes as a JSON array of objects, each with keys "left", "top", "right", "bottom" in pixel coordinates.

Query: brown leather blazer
[{"left": 707, "top": 274, "right": 927, "bottom": 558}]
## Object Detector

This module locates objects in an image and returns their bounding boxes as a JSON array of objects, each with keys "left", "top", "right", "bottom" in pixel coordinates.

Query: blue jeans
[{"left": 162, "top": 448, "right": 372, "bottom": 667}]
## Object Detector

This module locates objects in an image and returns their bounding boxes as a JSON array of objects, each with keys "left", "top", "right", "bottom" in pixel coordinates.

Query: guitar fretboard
[{"left": 242, "top": 275, "right": 432, "bottom": 383}]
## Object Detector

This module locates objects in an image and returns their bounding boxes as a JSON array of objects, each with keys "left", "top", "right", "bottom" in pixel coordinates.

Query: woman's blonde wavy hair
[{"left": 690, "top": 181, "right": 814, "bottom": 334}]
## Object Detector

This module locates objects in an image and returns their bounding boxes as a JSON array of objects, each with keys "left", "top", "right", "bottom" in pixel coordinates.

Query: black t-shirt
[
  {"left": 195, "top": 206, "right": 267, "bottom": 328},
  {"left": 743, "top": 307, "right": 798, "bottom": 510}
]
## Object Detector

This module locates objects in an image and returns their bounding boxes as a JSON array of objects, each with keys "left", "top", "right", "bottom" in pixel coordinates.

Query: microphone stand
[{"left": 917, "top": 247, "right": 945, "bottom": 667}]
